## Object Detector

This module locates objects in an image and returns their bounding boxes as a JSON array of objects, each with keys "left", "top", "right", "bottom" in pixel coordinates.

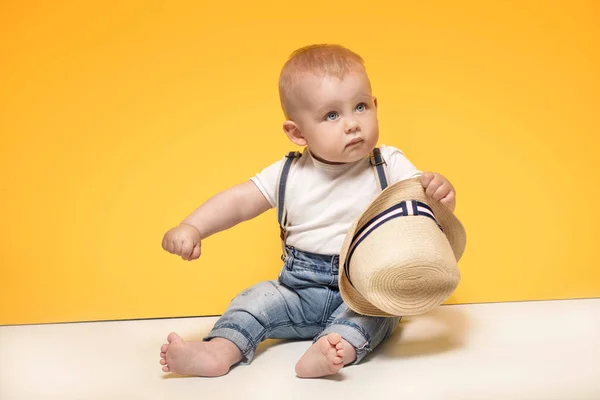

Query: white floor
[{"left": 1, "top": 299, "right": 599, "bottom": 400}]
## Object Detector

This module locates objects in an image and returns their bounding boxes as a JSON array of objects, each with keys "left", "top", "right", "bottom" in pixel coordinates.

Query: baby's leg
[
  {"left": 295, "top": 303, "right": 400, "bottom": 378},
  {"left": 160, "top": 280, "right": 318, "bottom": 376}
]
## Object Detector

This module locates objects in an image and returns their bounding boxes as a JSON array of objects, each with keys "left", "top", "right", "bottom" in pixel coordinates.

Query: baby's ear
[{"left": 283, "top": 121, "right": 308, "bottom": 146}]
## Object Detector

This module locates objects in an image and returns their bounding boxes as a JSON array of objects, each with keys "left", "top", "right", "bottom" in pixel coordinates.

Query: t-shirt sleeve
[
  {"left": 380, "top": 144, "right": 422, "bottom": 184},
  {"left": 250, "top": 158, "right": 283, "bottom": 208}
]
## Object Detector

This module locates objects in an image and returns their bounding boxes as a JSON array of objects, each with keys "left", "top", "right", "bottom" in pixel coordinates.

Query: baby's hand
[
  {"left": 420, "top": 172, "right": 456, "bottom": 212},
  {"left": 162, "top": 224, "right": 202, "bottom": 261}
]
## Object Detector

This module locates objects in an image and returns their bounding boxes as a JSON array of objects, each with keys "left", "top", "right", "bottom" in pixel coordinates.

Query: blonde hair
[{"left": 278, "top": 44, "right": 368, "bottom": 119}]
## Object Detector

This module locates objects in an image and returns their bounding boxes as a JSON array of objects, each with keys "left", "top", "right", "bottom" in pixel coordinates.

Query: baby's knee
[{"left": 227, "top": 281, "right": 280, "bottom": 321}]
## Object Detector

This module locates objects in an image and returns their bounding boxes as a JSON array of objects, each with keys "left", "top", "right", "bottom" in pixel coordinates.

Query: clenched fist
[{"left": 162, "top": 224, "right": 202, "bottom": 261}]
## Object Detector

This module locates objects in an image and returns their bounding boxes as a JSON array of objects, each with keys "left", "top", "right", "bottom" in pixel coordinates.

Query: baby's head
[{"left": 278, "top": 44, "right": 379, "bottom": 164}]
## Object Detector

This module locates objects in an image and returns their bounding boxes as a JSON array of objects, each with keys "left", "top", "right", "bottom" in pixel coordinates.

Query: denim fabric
[{"left": 203, "top": 246, "right": 400, "bottom": 364}]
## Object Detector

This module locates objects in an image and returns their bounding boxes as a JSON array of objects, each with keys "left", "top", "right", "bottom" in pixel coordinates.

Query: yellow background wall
[{"left": 1, "top": 0, "right": 599, "bottom": 325}]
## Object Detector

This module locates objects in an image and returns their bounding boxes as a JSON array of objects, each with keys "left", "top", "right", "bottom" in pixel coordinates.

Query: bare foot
[
  {"left": 159, "top": 332, "right": 242, "bottom": 377},
  {"left": 295, "top": 333, "right": 355, "bottom": 378}
]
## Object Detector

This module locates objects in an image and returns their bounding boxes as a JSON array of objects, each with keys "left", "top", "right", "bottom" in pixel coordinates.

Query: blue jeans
[{"left": 204, "top": 246, "right": 401, "bottom": 364}]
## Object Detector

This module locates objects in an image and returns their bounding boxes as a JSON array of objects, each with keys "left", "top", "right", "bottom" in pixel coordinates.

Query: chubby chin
[{"left": 341, "top": 142, "right": 375, "bottom": 163}]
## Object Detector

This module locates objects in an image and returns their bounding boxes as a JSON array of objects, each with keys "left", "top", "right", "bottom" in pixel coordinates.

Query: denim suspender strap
[
  {"left": 369, "top": 147, "right": 389, "bottom": 191},
  {"left": 276, "top": 151, "right": 302, "bottom": 260}
]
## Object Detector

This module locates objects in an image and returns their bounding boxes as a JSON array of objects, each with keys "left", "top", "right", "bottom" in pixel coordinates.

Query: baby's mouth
[{"left": 346, "top": 138, "right": 363, "bottom": 147}]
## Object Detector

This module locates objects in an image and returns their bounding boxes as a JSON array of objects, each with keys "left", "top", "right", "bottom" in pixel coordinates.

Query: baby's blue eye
[
  {"left": 356, "top": 103, "right": 366, "bottom": 112},
  {"left": 326, "top": 112, "right": 338, "bottom": 121}
]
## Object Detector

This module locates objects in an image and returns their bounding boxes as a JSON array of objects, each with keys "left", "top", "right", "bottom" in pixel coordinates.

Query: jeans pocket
[
  {"left": 278, "top": 251, "right": 294, "bottom": 283},
  {"left": 284, "top": 251, "right": 295, "bottom": 271}
]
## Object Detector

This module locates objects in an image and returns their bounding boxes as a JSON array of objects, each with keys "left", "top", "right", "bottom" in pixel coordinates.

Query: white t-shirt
[{"left": 250, "top": 144, "right": 421, "bottom": 255}]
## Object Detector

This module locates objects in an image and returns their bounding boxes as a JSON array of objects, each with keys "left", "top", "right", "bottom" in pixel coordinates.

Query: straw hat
[{"left": 339, "top": 177, "right": 467, "bottom": 317}]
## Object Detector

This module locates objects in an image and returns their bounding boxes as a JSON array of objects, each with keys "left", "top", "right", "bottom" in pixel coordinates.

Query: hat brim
[
  {"left": 338, "top": 177, "right": 467, "bottom": 317},
  {"left": 338, "top": 218, "right": 394, "bottom": 316}
]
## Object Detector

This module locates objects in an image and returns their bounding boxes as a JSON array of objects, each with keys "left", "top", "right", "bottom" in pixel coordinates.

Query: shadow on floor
[{"left": 367, "top": 304, "right": 471, "bottom": 361}]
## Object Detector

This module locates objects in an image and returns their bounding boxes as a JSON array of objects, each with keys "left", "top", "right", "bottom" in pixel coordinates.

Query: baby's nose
[{"left": 345, "top": 120, "right": 360, "bottom": 133}]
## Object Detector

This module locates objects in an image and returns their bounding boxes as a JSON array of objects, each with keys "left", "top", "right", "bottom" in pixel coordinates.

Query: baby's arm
[
  {"left": 182, "top": 180, "right": 271, "bottom": 240},
  {"left": 162, "top": 181, "right": 270, "bottom": 260}
]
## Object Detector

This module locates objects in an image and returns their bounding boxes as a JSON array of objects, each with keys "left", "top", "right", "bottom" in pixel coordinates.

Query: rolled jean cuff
[
  {"left": 315, "top": 321, "right": 372, "bottom": 365},
  {"left": 203, "top": 324, "right": 259, "bottom": 365}
]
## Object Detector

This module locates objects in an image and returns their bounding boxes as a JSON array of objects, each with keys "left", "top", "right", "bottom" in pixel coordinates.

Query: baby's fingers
[
  {"left": 180, "top": 240, "right": 195, "bottom": 260},
  {"left": 440, "top": 190, "right": 456, "bottom": 207},
  {"left": 420, "top": 172, "right": 434, "bottom": 188},
  {"left": 431, "top": 182, "right": 451, "bottom": 201},
  {"left": 189, "top": 243, "right": 202, "bottom": 260}
]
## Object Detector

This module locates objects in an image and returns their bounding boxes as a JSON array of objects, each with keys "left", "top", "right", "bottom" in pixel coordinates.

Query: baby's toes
[
  {"left": 326, "top": 333, "right": 342, "bottom": 347},
  {"left": 160, "top": 358, "right": 167, "bottom": 366},
  {"left": 327, "top": 348, "right": 342, "bottom": 364},
  {"left": 162, "top": 366, "right": 170, "bottom": 372},
  {"left": 336, "top": 348, "right": 345, "bottom": 358},
  {"left": 161, "top": 344, "right": 169, "bottom": 353}
]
